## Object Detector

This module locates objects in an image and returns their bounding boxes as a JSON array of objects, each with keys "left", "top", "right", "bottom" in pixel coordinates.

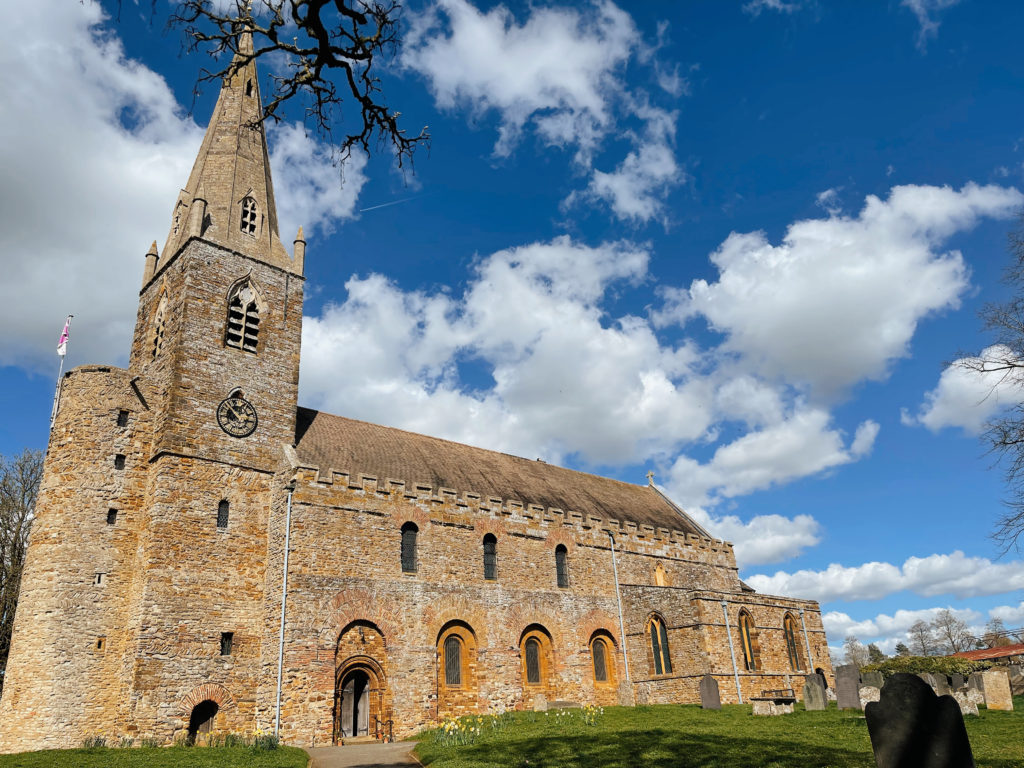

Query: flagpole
[{"left": 50, "top": 315, "right": 73, "bottom": 430}]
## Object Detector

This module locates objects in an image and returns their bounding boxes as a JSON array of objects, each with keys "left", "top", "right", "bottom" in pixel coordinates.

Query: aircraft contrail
[{"left": 359, "top": 195, "right": 424, "bottom": 213}]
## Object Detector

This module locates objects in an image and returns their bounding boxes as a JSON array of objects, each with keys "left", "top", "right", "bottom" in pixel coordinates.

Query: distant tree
[
  {"left": 957, "top": 214, "right": 1024, "bottom": 550},
  {"left": 867, "top": 643, "right": 886, "bottom": 664},
  {"left": 930, "top": 610, "right": 975, "bottom": 655},
  {"left": 166, "top": 0, "right": 430, "bottom": 167},
  {"left": 894, "top": 641, "right": 911, "bottom": 657},
  {"left": 982, "top": 617, "right": 1015, "bottom": 648},
  {"left": 0, "top": 450, "right": 44, "bottom": 691},
  {"left": 908, "top": 620, "right": 938, "bottom": 656},
  {"left": 843, "top": 636, "right": 869, "bottom": 668}
]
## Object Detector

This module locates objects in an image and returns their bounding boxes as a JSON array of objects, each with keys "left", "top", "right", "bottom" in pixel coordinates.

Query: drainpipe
[
  {"left": 799, "top": 607, "right": 815, "bottom": 672},
  {"left": 721, "top": 600, "right": 742, "bottom": 704},
  {"left": 275, "top": 479, "right": 296, "bottom": 738},
  {"left": 607, "top": 532, "right": 630, "bottom": 683}
]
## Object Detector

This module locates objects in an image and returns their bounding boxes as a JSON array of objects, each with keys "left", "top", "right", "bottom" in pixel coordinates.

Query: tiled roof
[
  {"left": 952, "top": 643, "right": 1024, "bottom": 661},
  {"left": 294, "top": 407, "right": 709, "bottom": 536}
]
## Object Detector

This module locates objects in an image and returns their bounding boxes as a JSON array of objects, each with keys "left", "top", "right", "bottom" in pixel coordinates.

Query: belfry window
[
  {"left": 739, "top": 610, "right": 759, "bottom": 671},
  {"left": 240, "top": 196, "right": 258, "bottom": 236},
  {"left": 151, "top": 295, "right": 167, "bottom": 360},
  {"left": 444, "top": 635, "right": 462, "bottom": 686},
  {"left": 225, "top": 284, "right": 260, "bottom": 353},
  {"left": 555, "top": 544, "right": 569, "bottom": 588},
  {"left": 483, "top": 534, "right": 497, "bottom": 580},
  {"left": 401, "top": 522, "right": 418, "bottom": 573},
  {"left": 649, "top": 615, "right": 672, "bottom": 675}
]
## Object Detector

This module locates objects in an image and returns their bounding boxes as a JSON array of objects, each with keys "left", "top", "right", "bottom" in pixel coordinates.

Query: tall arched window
[
  {"left": 649, "top": 614, "right": 672, "bottom": 675},
  {"left": 739, "top": 610, "right": 758, "bottom": 671},
  {"left": 217, "top": 500, "right": 229, "bottom": 529},
  {"left": 555, "top": 544, "right": 569, "bottom": 588},
  {"left": 151, "top": 294, "right": 167, "bottom": 360},
  {"left": 401, "top": 522, "right": 418, "bottom": 573},
  {"left": 524, "top": 637, "right": 541, "bottom": 684},
  {"left": 783, "top": 613, "right": 802, "bottom": 671},
  {"left": 592, "top": 637, "right": 609, "bottom": 682},
  {"left": 483, "top": 534, "right": 497, "bottom": 580},
  {"left": 444, "top": 634, "right": 462, "bottom": 686},
  {"left": 225, "top": 283, "right": 261, "bottom": 353},
  {"left": 240, "top": 196, "right": 258, "bottom": 235}
]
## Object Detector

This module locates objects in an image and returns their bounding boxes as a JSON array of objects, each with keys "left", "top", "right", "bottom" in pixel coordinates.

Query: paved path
[{"left": 305, "top": 741, "right": 421, "bottom": 768}]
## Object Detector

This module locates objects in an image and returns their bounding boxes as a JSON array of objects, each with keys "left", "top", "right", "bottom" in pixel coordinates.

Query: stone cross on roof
[{"left": 646, "top": 470, "right": 655, "bottom": 486}]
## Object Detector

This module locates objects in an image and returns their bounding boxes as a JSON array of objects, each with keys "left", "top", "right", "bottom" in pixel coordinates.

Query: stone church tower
[{"left": 0, "top": 41, "right": 831, "bottom": 753}]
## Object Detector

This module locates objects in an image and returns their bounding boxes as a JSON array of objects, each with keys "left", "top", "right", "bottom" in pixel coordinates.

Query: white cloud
[
  {"left": 269, "top": 123, "right": 369, "bottom": 240},
  {"left": 743, "top": 0, "right": 805, "bottom": 17},
  {"left": 686, "top": 506, "right": 821, "bottom": 567},
  {"left": 666, "top": 409, "right": 879, "bottom": 506},
  {"left": 903, "top": 345, "right": 1024, "bottom": 433},
  {"left": 0, "top": 0, "right": 364, "bottom": 375},
  {"left": 988, "top": 601, "right": 1024, "bottom": 625},
  {"left": 823, "top": 605, "right": 980, "bottom": 653},
  {"left": 657, "top": 183, "right": 1024, "bottom": 397},
  {"left": 747, "top": 551, "right": 1024, "bottom": 603},
  {"left": 901, "top": 0, "right": 963, "bottom": 49},
  {"left": 402, "top": 0, "right": 683, "bottom": 223}
]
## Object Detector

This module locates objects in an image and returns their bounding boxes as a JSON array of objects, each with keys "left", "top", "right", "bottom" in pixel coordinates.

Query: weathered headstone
[
  {"left": 864, "top": 673, "right": 975, "bottom": 768},
  {"left": 980, "top": 669, "right": 1013, "bottom": 711},
  {"left": 532, "top": 693, "right": 547, "bottom": 711},
  {"left": 952, "top": 690, "right": 979, "bottom": 717},
  {"left": 859, "top": 685, "right": 881, "bottom": 709},
  {"left": 861, "top": 670, "right": 884, "bottom": 688},
  {"left": 967, "top": 672, "right": 984, "bottom": 692},
  {"left": 965, "top": 688, "right": 984, "bottom": 708},
  {"left": 933, "top": 675, "right": 952, "bottom": 697},
  {"left": 836, "top": 664, "right": 862, "bottom": 710},
  {"left": 700, "top": 674, "right": 721, "bottom": 710},
  {"left": 752, "top": 699, "right": 794, "bottom": 716},
  {"left": 950, "top": 673, "right": 965, "bottom": 690},
  {"left": 918, "top": 672, "right": 937, "bottom": 690},
  {"left": 1005, "top": 665, "right": 1024, "bottom": 696},
  {"left": 803, "top": 674, "right": 826, "bottom": 711}
]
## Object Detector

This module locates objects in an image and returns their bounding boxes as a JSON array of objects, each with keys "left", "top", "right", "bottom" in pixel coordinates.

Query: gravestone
[
  {"left": 952, "top": 690, "right": 979, "bottom": 717},
  {"left": 864, "top": 673, "right": 975, "bottom": 768},
  {"left": 933, "top": 675, "right": 952, "bottom": 697},
  {"left": 1006, "top": 666, "right": 1024, "bottom": 696},
  {"left": 980, "top": 670, "right": 1013, "bottom": 711},
  {"left": 965, "top": 688, "right": 984, "bottom": 708},
  {"left": 950, "top": 673, "right": 965, "bottom": 690},
  {"left": 967, "top": 672, "right": 984, "bottom": 692},
  {"left": 861, "top": 670, "right": 884, "bottom": 688},
  {"left": 859, "top": 685, "right": 881, "bottom": 709},
  {"left": 700, "top": 674, "right": 721, "bottom": 710},
  {"left": 836, "top": 664, "right": 862, "bottom": 710},
  {"left": 803, "top": 674, "right": 826, "bottom": 711},
  {"left": 752, "top": 699, "right": 794, "bottom": 716},
  {"left": 918, "top": 672, "right": 937, "bottom": 690}
]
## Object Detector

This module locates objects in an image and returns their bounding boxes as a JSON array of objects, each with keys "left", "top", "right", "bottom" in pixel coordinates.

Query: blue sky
[{"left": 2, "top": 0, "right": 1024, "bottom": 659}]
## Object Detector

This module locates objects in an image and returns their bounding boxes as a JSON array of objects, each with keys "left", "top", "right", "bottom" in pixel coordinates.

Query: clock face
[{"left": 217, "top": 396, "right": 258, "bottom": 438}]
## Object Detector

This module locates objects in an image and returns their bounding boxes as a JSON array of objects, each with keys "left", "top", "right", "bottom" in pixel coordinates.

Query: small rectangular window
[
  {"left": 95, "top": 572, "right": 105, "bottom": 585},
  {"left": 96, "top": 637, "right": 106, "bottom": 651},
  {"left": 114, "top": 454, "right": 126, "bottom": 470},
  {"left": 116, "top": 410, "right": 129, "bottom": 427},
  {"left": 220, "top": 632, "right": 234, "bottom": 656},
  {"left": 106, "top": 509, "right": 117, "bottom": 525}
]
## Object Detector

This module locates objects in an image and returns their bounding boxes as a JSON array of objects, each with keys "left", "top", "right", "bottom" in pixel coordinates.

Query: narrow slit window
[
  {"left": 114, "top": 454, "right": 126, "bottom": 470},
  {"left": 401, "top": 522, "right": 418, "bottom": 573},
  {"left": 95, "top": 572, "right": 105, "bottom": 585},
  {"left": 220, "top": 631, "right": 233, "bottom": 656},
  {"left": 483, "top": 534, "right": 497, "bottom": 580},
  {"left": 116, "top": 410, "right": 129, "bottom": 427},
  {"left": 217, "top": 500, "right": 229, "bottom": 529},
  {"left": 106, "top": 508, "right": 117, "bottom": 525},
  {"left": 525, "top": 637, "right": 541, "bottom": 684},
  {"left": 245, "top": 79, "right": 253, "bottom": 98},
  {"left": 555, "top": 544, "right": 569, "bottom": 588},
  {"left": 240, "top": 196, "right": 258, "bottom": 235},
  {"left": 444, "top": 635, "right": 462, "bottom": 686},
  {"left": 96, "top": 637, "right": 106, "bottom": 651},
  {"left": 592, "top": 638, "right": 608, "bottom": 682},
  {"left": 225, "top": 284, "right": 260, "bottom": 353}
]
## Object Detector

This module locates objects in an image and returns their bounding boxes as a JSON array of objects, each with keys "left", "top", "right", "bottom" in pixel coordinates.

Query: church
[{"left": 0, "top": 41, "right": 830, "bottom": 752}]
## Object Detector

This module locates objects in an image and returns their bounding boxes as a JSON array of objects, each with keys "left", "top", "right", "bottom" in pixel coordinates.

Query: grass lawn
[
  {"left": 0, "top": 745, "right": 309, "bottom": 768},
  {"left": 415, "top": 698, "right": 1024, "bottom": 768}
]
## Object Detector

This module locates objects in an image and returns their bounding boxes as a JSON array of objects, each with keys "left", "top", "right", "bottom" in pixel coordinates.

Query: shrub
[{"left": 862, "top": 655, "right": 989, "bottom": 678}]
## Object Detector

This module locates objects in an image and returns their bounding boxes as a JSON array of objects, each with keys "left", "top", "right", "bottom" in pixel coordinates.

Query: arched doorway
[
  {"left": 337, "top": 668, "right": 370, "bottom": 738},
  {"left": 186, "top": 699, "right": 218, "bottom": 744}
]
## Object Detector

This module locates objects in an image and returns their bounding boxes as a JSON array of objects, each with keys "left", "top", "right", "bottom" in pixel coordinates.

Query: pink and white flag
[{"left": 57, "top": 317, "right": 70, "bottom": 357}]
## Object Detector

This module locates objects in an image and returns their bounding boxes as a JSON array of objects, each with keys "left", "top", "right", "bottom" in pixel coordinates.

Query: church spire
[{"left": 161, "top": 32, "right": 300, "bottom": 274}]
